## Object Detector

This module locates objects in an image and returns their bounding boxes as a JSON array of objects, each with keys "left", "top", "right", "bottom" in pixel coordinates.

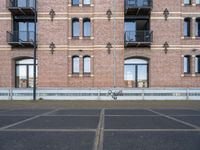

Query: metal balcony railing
[
  {"left": 125, "top": 0, "right": 152, "bottom": 15},
  {"left": 7, "top": 0, "right": 36, "bottom": 16},
  {"left": 126, "top": 0, "right": 152, "bottom": 8},
  {"left": 124, "top": 30, "right": 153, "bottom": 46},
  {"left": 7, "top": 0, "right": 36, "bottom": 8},
  {"left": 7, "top": 31, "right": 35, "bottom": 47}
]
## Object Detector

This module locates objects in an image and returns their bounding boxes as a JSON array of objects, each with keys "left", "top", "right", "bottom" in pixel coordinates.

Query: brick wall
[{"left": 0, "top": 0, "right": 200, "bottom": 88}]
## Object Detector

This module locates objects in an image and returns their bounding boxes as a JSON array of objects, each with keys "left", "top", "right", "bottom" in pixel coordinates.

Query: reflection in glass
[
  {"left": 72, "top": 0, "right": 79, "bottom": 5},
  {"left": 184, "top": 56, "right": 190, "bottom": 73},
  {"left": 83, "top": 57, "right": 91, "bottom": 73},
  {"left": 137, "top": 65, "right": 148, "bottom": 88},
  {"left": 72, "top": 19, "right": 80, "bottom": 37},
  {"left": 83, "top": 0, "right": 90, "bottom": 5},
  {"left": 16, "top": 59, "right": 37, "bottom": 88},
  {"left": 124, "top": 58, "right": 148, "bottom": 88},
  {"left": 125, "top": 21, "right": 136, "bottom": 42},
  {"left": 83, "top": 20, "right": 91, "bottom": 37},
  {"left": 72, "top": 56, "right": 80, "bottom": 73}
]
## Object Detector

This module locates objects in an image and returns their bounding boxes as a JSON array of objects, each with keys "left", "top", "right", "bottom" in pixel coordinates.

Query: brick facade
[{"left": 0, "top": 0, "right": 200, "bottom": 88}]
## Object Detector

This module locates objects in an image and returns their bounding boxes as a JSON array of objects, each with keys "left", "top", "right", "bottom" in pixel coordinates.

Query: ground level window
[
  {"left": 15, "top": 59, "right": 37, "bottom": 88},
  {"left": 124, "top": 58, "right": 148, "bottom": 88}
]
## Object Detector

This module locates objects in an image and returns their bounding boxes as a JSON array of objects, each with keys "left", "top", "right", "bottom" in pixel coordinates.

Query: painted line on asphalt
[
  {"left": 93, "top": 109, "right": 104, "bottom": 150},
  {"left": 0, "top": 108, "right": 60, "bottom": 130},
  {"left": 149, "top": 109, "right": 200, "bottom": 129},
  {"left": 43, "top": 114, "right": 100, "bottom": 117},
  {"left": 0, "top": 129, "right": 96, "bottom": 132},
  {"left": 104, "top": 129, "right": 200, "bottom": 132}
]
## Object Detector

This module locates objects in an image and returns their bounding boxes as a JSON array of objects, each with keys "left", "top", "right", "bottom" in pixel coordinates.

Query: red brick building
[{"left": 0, "top": 0, "right": 200, "bottom": 90}]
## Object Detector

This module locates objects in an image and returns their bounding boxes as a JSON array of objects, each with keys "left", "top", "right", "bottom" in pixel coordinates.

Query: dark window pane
[
  {"left": 196, "top": 19, "right": 200, "bottom": 37},
  {"left": 83, "top": 57, "right": 91, "bottom": 73},
  {"left": 184, "top": 19, "right": 190, "bottom": 37},
  {"left": 72, "top": 0, "right": 79, "bottom": 5},
  {"left": 83, "top": 20, "right": 91, "bottom": 37}
]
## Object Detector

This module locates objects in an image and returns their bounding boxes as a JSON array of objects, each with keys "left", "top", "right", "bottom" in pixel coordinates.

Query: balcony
[
  {"left": 7, "top": 0, "right": 36, "bottom": 16},
  {"left": 125, "top": 0, "right": 152, "bottom": 15},
  {"left": 124, "top": 30, "right": 153, "bottom": 47},
  {"left": 7, "top": 31, "right": 35, "bottom": 47}
]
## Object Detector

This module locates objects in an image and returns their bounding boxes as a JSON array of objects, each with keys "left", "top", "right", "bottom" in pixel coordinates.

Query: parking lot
[{"left": 0, "top": 108, "right": 200, "bottom": 150}]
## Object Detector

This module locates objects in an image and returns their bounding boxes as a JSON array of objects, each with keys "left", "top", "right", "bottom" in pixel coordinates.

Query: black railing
[
  {"left": 125, "top": 30, "right": 153, "bottom": 43},
  {"left": 7, "top": 31, "right": 35, "bottom": 44},
  {"left": 7, "top": 0, "right": 36, "bottom": 8},
  {"left": 126, "top": 0, "right": 153, "bottom": 8}
]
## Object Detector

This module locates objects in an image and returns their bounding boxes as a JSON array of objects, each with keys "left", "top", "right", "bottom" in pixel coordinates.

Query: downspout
[
  {"left": 33, "top": 0, "right": 37, "bottom": 100},
  {"left": 113, "top": 0, "right": 116, "bottom": 88}
]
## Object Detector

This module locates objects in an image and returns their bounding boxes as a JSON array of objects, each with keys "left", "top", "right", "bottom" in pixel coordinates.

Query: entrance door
[{"left": 124, "top": 58, "right": 149, "bottom": 88}]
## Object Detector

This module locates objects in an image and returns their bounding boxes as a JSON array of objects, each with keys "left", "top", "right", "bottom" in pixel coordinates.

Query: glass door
[{"left": 125, "top": 20, "right": 136, "bottom": 42}]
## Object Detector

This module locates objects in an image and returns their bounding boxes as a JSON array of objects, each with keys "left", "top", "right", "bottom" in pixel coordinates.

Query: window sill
[
  {"left": 83, "top": 36, "right": 92, "bottom": 40},
  {"left": 83, "top": 73, "right": 91, "bottom": 77},
  {"left": 72, "top": 37, "right": 80, "bottom": 40},
  {"left": 83, "top": 4, "right": 91, "bottom": 7},
  {"left": 183, "top": 37, "right": 192, "bottom": 40},
  {"left": 183, "top": 4, "right": 192, "bottom": 7},
  {"left": 195, "top": 36, "right": 200, "bottom": 40}
]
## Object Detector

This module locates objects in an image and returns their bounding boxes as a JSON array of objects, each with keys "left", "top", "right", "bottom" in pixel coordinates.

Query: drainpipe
[
  {"left": 33, "top": 1, "right": 37, "bottom": 100},
  {"left": 113, "top": 0, "right": 116, "bottom": 88}
]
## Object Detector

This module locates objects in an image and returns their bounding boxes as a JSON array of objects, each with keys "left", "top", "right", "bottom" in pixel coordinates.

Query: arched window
[
  {"left": 72, "top": 18, "right": 80, "bottom": 38},
  {"left": 83, "top": 0, "right": 91, "bottom": 5},
  {"left": 184, "top": 0, "right": 191, "bottom": 5},
  {"left": 184, "top": 55, "right": 191, "bottom": 74},
  {"left": 15, "top": 58, "right": 37, "bottom": 88},
  {"left": 196, "top": 18, "right": 200, "bottom": 37},
  {"left": 124, "top": 58, "right": 149, "bottom": 88},
  {"left": 83, "top": 56, "right": 91, "bottom": 74},
  {"left": 72, "top": 0, "right": 79, "bottom": 6},
  {"left": 83, "top": 18, "right": 91, "bottom": 37},
  {"left": 184, "top": 18, "right": 191, "bottom": 37},
  {"left": 72, "top": 56, "right": 80, "bottom": 74},
  {"left": 195, "top": 55, "right": 200, "bottom": 73}
]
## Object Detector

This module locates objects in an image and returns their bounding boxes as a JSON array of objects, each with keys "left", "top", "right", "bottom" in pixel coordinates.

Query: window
[
  {"left": 184, "top": 0, "right": 191, "bottom": 5},
  {"left": 72, "top": 0, "right": 79, "bottom": 6},
  {"left": 195, "top": 55, "right": 200, "bottom": 73},
  {"left": 72, "top": 56, "right": 80, "bottom": 74},
  {"left": 14, "top": 21, "right": 35, "bottom": 42},
  {"left": 196, "top": 18, "right": 200, "bottom": 37},
  {"left": 184, "top": 55, "right": 191, "bottom": 74},
  {"left": 83, "top": 0, "right": 91, "bottom": 5},
  {"left": 184, "top": 18, "right": 191, "bottom": 37},
  {"left": 83, "top": 18, "right": 91, "bottom": 37},
  {"left": 15, "top": 58, "right": 37, "bottom": 88},
  {"left": 72, "top": 18, "right": 80, "bottom": 38},
  {"left": 83, "top": 56, "right": 91, "bottom": 74},
  {"left": 124, "top": 58, "right": 148, "bottom": 88},
  {"left": 196, "top": 0, "right": 200, "bottom": 4}
]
